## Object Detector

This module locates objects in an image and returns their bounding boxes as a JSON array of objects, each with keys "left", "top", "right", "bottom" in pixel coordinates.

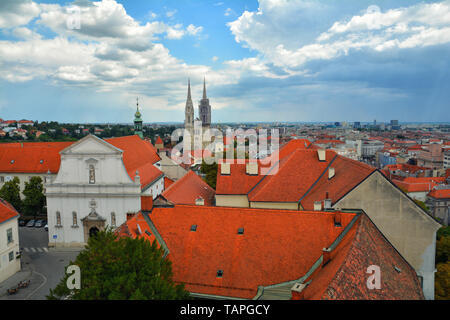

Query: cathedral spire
[
  {"left": 202, "top": 76, "right": 207, "bottom": 99},
  {"left": 187, "top": 78, "right": 192, "bottom": 100}
]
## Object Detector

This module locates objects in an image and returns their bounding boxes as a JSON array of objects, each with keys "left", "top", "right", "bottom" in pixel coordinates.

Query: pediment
[{"left": 61, "top": 135, "right": 123, "bottom": 155}]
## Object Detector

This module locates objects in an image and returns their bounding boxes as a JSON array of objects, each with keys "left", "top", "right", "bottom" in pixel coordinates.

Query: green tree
[
  {"left": 435, "top": 261, "right": 450, "bottom": 300},
  {"left": 22, "top": 176, "right": 45, "bottom": 217},
  {"left": 200, "top": 160, "right": 218, "bottom": 189},
  {"left": 47, "top": 229, "right": 189, "bottom": 300},
  {"left": 0, "top": 177, "right": 22, "bottom": 212}
]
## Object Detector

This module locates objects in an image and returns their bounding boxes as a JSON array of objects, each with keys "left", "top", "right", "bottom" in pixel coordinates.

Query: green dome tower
[{"left": 134, "top": 97, "right": 143, "bottom": 139}]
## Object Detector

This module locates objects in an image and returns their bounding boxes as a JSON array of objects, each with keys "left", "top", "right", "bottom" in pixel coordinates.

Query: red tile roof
[
  {"left": 155, "top": 136, "right": 164, "bottom": 145},
  {"left": 164, "top": 177, "right": 175, "bottom": 189},
  {"left": 0, "top": 135, "right": 163, "bottom": 190},
  {"left": 392, "top": 177, "right": 445, "bottom": 193},
  {"left": 248, "top": 149, "right": 337, "bottom": 202},
  {"left": 300, "top": 214, "right": 424, "bottom": 300},
  {"left": 428, "top": 189, "right": 450, "bottom": 199},
  {"left": 103, "top": 136, "right": 163, "bottom": 189},
  {"left": 216, "top": 139, "right": 374, "bottom": 207},
  {"left": 120, "top": 207, "right": 423, "bottom": 300},
  {"left": 300, "top": 156, "right": 375, "bottom": 210},
  {"left": 0, "top": 198, "right": 19, "bottom": 224},
  {"left": 162, "top": 171, "right": 215, "bottom": 206},
  {"left": 0, "top": 141, "right": 73, "bottom": 173},
  {"left": 122, "top": 206, "right": 356, "bottom": 299}
]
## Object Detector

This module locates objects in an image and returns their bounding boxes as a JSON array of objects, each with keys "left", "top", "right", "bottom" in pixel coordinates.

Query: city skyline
[{"left": 0, "top": 0, "right": 450, "bottom": 123}]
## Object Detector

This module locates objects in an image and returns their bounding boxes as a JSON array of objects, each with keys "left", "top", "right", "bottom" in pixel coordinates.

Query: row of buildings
[{"left": 0, "top": 81, "right": 446, "bottom": 300}]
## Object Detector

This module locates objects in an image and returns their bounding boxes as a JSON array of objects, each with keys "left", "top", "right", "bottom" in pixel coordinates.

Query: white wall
[{"left": 0, "top": 217, "right": 21, "bottom": 283}]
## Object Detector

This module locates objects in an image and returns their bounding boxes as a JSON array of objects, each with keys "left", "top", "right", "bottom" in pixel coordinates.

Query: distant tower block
[{"left": 134, "top": 97, "right": 143, "bottom": 139}]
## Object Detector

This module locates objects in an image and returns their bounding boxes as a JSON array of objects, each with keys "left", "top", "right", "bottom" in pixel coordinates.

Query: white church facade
[{"left": 45, "top": 134, "right": 164, "bottom": 247}]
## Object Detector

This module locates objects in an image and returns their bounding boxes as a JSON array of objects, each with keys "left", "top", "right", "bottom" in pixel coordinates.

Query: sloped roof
[
  {"left": 302, "top": 214, "right": 424, "bottom": 300},
  {"left": 121, "top": 206, "right": 356, "bottom": 299},
  {"left": 0, "top": 135, "right": 163, "bottom": 190},
  {"left": 106, "top": 136, "right": 162, "bottom": 189},
  {"left": 216, "top": 139, "right": 374, "bottom": 206},
  {"left": 120, "top": 206, "right": 423, "bottom": 300},
  {"left": 248, "top": 149, "right": 336, "bottom": 202},
  {"left": 300, "top": 156, "right": 375, "bottom": 210},
  {"left": 0, "top": 198, "right": 19, "bottom": 224},
  {"left": 0, "top": 141, "right": 73, "bottom": 173},
  {"left": 428, "top": 188, "right": 450, "bottom": 199},
  {"left": 162, "top": 171, "right": 215, "bottom": 206},
  {"left": 164, "top": 177, "right": 175, "bottom": 189},
  {"left": 392, "top": 177, "right": 445, "bottom": 193}
]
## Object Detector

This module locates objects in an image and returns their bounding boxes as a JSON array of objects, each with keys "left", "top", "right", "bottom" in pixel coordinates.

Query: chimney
[
  {"left": 221, "top": 162, "right": 230, "bottom": 175},
  {"left": 328, "top": 167, "right": 335, "bottom": 179},
  {"left": 317, "top": 149, "right": 326, "bottom": 161},
  {"left": 246, "top": 162, "right": 258, "bottom": 175},
  {"left": 322, "top": 248, "right": 331, "bottom": 266},
  {"left": 313, "top": 201, "right": 322, "bottom": 211},
  {"left": 324, "top": 198, "right": 332, "bottom": 209},
  {"left": 195, "top": 197, "right": 204, "bottom": 206},
  {"left": 291, "top": 282, "right": 308, "bottom": 300},
  {"left": 334, "top": 212, "right": 342, "bottom": 227}
]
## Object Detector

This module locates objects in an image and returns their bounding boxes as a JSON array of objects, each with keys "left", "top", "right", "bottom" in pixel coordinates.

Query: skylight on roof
[
  {"left": 216, "top": 270, "right": 223, "bottom": 278},
  {"left": 237, "top": 228, "right": 244, "bottom": 235},
  {"left": 10, "top": 160, "right": 14, "bottom": 164},
  {"left": 190, "top": 225, "right": 197, "bottom": 232},
  {"left": 40, "top": 160, "right": 44, "bottom": 164}
]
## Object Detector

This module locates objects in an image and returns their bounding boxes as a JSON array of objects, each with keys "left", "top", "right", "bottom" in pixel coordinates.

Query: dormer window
[
  {"left": 40, "top": 160, "right": 44, "bottom": 164},
  {"left": 216, "top": 270, "right": 223, "bottom": 278},
  {"left": 89, "top": 164, "right": 95, "bottom": 184},
  {"left": 237, "top": 228, "right": 244, "bottom": 235},
  {"left": 10, "top": 160, "right": 14, "bottom": 164}
]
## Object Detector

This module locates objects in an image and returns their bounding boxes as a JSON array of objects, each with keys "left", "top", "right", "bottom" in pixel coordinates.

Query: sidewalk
[{"left": 0, "top": 257, "right": 33, "bottom": 299}]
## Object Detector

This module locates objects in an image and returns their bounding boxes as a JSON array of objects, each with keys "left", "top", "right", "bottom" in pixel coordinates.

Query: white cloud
[
  {"left": 228, "top": 0, "right": 450, "bottom": 70},
  {"left": 212, "top": 56, "right": 219, "bottom": 62},
  {"left": 166, "top": 9, "right": 177, "bottom": 18},
  {"left": 0, "top": 0, "right": 41, "bottom": 28},
  {"left": 187, "top": 24, "right": 203, "bottom": 36}
]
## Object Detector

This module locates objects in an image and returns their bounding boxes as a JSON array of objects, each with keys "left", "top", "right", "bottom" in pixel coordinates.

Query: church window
[
  {"left": 72, "top": 212, "right": 78, "bottom": 227},
  {"left": 89, "top": 165, "right": 95, "bottom": 184},
  {"left": 111, "top": 212, "right": 116, "bottom": 227},
  {"left": 56, "top": 211, "right": 61, "bottom": 226}
]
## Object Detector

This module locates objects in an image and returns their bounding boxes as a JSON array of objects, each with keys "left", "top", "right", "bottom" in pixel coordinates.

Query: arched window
[
  {"left": 56, "top": 211, "right": 61, "bottom": 226},
  {"left": 111, "top": 212, "right": 116, "bottom": 227},
  {"left": 72, "top": 212, "right": 77, "bottom": 227},
  {"left": 89, "top": 164, "right": 95, "bottom": 184}
]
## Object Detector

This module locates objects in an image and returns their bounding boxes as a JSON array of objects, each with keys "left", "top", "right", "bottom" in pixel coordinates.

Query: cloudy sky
[{"left": 0, "top": 0, "right": 449, "bottom": 123}]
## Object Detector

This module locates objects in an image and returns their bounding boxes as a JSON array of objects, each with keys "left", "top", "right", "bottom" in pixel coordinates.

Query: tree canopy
[
  {"left": 0, "top": 177, "right": 22, "bottom": 212},
  {"left": 47, "top": 229, "right": 190, "bottom": 300},
  {"left": 22, "top": 176, "right": 45, "bottom": 217}
]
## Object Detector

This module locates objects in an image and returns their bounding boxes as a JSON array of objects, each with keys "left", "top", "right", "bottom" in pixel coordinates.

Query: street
[{"left": 0, "top": 226, "right": 80, "bottom": 300}]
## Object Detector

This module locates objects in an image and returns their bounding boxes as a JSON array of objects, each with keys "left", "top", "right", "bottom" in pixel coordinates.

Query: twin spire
[{"left": 186, "top": 77, "right": 208, "bottom": 101}]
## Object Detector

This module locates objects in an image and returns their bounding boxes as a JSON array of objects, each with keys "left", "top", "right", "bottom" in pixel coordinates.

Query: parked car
[
  {"left": 19, "top": 220, "right": 26, "bottom": 227},
  {"left": 26, "top": 220, "right": 35, "bottom": 227},
  {"left": 44, "top": 224, "right": 48, "bottom": 231},
  {"left": 34, "top": 220, "right": 45, "bottom": 228}
]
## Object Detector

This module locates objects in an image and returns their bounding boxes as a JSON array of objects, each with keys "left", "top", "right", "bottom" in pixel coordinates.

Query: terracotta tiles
[
  {"left": 162, "top": 171, "right": 215, "bottom": 206},
  {"left": 0, "top": 198, "right": 19, "bottom": 224}
]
